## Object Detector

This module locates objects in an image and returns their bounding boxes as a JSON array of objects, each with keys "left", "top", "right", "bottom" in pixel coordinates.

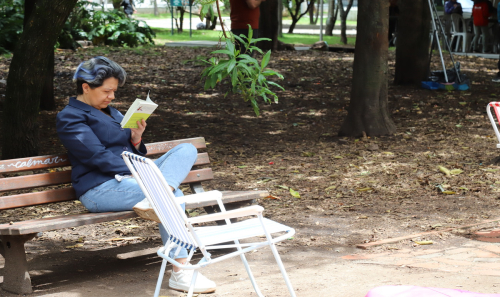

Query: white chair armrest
[
  {"left": 176, "top": 190, "right": 223, "bottom": 204},
  {"left": 188, "top": 205, "right": 264, "bottom": 224}
]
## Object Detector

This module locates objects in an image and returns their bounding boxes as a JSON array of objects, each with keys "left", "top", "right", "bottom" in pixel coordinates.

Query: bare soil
[{"left": 1, "top": 47, "right": 500, "bottom": 296}]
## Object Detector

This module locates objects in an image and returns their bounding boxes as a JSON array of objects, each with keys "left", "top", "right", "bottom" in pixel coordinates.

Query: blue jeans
[{"left": 79, "top": 143, "right": 197, "bottom": 259}]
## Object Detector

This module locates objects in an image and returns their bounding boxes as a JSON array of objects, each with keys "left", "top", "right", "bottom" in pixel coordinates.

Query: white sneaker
[
  {"left": 169, "top": 267, "right": 216, "bottom": 293},
  {"left": 132, "top": 198, "right": 160, "bottom": 223}
]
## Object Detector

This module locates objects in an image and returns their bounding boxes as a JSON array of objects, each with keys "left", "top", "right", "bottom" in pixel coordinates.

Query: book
[{"left": 120, "top": 92, "right": 158, "bottom": 129}]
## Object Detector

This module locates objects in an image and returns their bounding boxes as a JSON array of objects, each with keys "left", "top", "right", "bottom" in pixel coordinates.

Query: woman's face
[{"left": 82, "top": 77, "right": 119, "bottom": 110}]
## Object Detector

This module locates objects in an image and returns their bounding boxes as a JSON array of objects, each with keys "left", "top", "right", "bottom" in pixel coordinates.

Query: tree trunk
[
  {"left": 278, "top": 0, "right": 283, "bottom": 37},
  {"left": 325, "top": 0, "right": 339, "bottom": 36},
  {"left": 258, "top": 0, "right": 279, "bottom": 51},
  {"left": 2, "top": 0, "right": 77, "bottom": 159},
  {"left": 25, "top": 0, "right": 56, "bottom": 111},
  {"left": 286, "top": 0, "right": 314, "bottom": 33},
  {"left": 394, "top": 0, "right": 431, "bottom": 84},
  {"left": 112, "top": 0, "right": 121, "bottom": 9},
  {"left": 178, "top": 7, "right": 184, "bottom": 32},
  {"left": 153, "top": 0, "right": 159, "bottom": 16},
  {"left": 339, "top": 0, "right": 354, "bottom": 44},
  {"left": 309, "top": 0, "right": 316, "bottom": 24},
  {"left": 339, "top": 0, "right": 396, "bottom": 137}
]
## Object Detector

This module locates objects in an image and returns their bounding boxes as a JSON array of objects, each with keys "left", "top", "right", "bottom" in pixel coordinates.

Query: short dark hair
[{"left": 73, "top": 56, "right": 126, "bottom": 95}]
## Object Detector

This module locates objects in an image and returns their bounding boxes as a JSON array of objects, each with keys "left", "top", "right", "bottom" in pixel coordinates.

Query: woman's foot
[
  {"left": 132, "top": 198, "right": 160, "bottom": 223},
  {"left": 169, "top": 268, "right": 216, "bottom": 293}
]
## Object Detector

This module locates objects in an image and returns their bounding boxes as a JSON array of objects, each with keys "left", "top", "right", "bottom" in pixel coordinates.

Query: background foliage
[
  {"left": 0, "top": 0, "right": 156, "bottom": 53},
  {"left": 0, "top": 0, "right": 24, "bottom": 54}
]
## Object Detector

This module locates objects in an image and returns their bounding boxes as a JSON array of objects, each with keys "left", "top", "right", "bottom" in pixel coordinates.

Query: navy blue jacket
[{"left": 56, "top": 97, "right": 147, "bottom": 198}]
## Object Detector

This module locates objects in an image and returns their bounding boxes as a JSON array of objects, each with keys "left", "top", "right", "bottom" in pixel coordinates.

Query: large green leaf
[{"left": 261, "top": 50, "right": 271, "bottom": 70}]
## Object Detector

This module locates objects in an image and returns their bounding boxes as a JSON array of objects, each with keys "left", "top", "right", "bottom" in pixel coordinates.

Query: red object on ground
[{"left": 474, "top": 229, "right": 500, "bottom": 243}]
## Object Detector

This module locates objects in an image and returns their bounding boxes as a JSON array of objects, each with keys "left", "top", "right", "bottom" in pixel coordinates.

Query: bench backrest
[{"left": 0, "top": 137, "right": 212, "bottom": 211}]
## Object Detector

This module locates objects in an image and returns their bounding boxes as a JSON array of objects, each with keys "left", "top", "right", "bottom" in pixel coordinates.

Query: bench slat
[
  {"left": 0, "top": 153, "right": 210, "bottom": 193},
  {"left": 0, "top": 137, "right": 206, "bottom": 174},
  {"left": 0, "top": 190, "right": 268, "bottom": 235},
  {"left": 0, "top": 171, "right": 72, "bottom": 193},
  {"left": 0, "top": 188, "right": 77, "bottom": 210},
  {"left": 183, "top": 168, "right": 214, "bottom": 184},
  {"left": 0, "top": 155, "right": 71, "bottom": 174},
  {"left": 145, "top": 137, "right": 206, "bottom": 155}
]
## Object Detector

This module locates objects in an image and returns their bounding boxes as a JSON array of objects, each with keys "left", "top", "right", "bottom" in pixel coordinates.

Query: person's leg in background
[
  {"left": 471, "top": 25, "right": 482, "bottom": 52},
  {"left": 481, "top": 25, "right": 491, "bottom": 53}
]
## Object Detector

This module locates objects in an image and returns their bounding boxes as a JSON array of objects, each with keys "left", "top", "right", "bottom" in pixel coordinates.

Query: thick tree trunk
[
  {"left": 339, "top": 0, "right": 396, "bottom": 137},
  {"left": 2, "top": 0, "right": 77, "bottom": 159},
  {"left": 325, "top": 0, "right": 339, "bottom": 36},
  {"left": 394, "top": 1, "right": 431, "bottom": 84},
  {"left": 258, "top": 0, "right": 279, "bottom": 51},
  {"left": 25, "top": 0, "right": 56, "bottom": 111},
  {"left": 339, "top": 0, "right": 354, "bottom": 44}
]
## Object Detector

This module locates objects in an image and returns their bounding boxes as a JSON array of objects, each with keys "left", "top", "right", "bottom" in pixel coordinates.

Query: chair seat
[{"left": 196, "top": 218, "right": 293, "bottom": 246}]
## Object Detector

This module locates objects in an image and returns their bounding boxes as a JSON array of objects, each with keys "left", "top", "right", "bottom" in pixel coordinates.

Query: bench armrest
[
  {"left": 188, "top": 205, "right": 264, "bottom": 224},
  {"left": 176, "top": 190, "right": 223, "bottom": 204}
]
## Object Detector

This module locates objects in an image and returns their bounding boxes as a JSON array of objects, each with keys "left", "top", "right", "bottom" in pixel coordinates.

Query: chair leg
[
  {"left": 269, "top": 243, "right": 296, "bottom": 297},
  {"left": 187, "top": 270, "right": 199, "bottom": 297},
  {"left": 235, "top": 239, "right": 264, "bottom": 296},
  {"left": 455, "top": 36, "right": 461, "bottom": 52},
  {"left": 154, "top": 259, "right": 168, "bottom": 297}
]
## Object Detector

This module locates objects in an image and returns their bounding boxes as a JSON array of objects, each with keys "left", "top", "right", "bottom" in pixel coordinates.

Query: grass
[{"left": 153, "top": 28, "right": 356, "bottom": 46}]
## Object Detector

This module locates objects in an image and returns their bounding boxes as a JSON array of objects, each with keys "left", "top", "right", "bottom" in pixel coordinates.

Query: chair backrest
[
  {"left": 451, "top": 14, "right": 461, "bottom": 33},
  {"left": 121, "top": 151, "right": 198, "bottom": 251},
  {"left": 487, "top": 102, "right": 500, "bottom": 148}
]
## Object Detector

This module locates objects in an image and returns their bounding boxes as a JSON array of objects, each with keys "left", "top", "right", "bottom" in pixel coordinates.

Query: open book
[{"left": 120, "top": 92, "right": 158, "bottom": 129}]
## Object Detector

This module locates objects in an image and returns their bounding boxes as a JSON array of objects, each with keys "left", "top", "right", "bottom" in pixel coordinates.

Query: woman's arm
[
  {"left": 130, "top": 119, "right": 146, "bottom": 150},
  {"left": 245, "top": 0, "right": 265, "bottom": 10}
]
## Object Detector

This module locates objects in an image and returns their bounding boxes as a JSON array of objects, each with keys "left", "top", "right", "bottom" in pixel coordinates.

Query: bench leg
[{"left": 0, "top": 234, "right": 36, "bottom": 294}]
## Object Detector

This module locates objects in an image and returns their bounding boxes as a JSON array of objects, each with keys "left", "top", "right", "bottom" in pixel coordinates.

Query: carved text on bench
[{"left": 0, "top": 156, "right": 67, "bottom": 170}]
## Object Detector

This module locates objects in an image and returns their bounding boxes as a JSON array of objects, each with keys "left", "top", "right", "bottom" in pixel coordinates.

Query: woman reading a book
[{"left": 56, "top": 56, "right": 216, "bottom": 294}]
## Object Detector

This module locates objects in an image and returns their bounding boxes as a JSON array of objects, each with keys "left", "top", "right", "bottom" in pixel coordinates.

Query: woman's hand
[{"left": 130, "top": 119, "right": 146, "bottom": 148}]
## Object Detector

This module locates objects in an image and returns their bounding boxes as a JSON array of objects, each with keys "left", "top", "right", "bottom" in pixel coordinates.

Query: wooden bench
[{"left": 0, "top": 137, "right": 268, "bottom": 294}]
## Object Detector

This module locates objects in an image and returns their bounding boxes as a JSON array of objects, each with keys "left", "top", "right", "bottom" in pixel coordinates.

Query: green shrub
[
  {"left": 0, "top": 0, "right": 24, "bottom": 54},
  {"left": 59, "top": 2, "right": 155, "bottom": 48}
]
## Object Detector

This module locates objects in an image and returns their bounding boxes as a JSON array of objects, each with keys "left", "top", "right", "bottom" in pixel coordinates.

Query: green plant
[
  {"left": 200, "top": 27, "right": 284, "bottom": 116},
  {"left": 0, "top": 0, "right": 24, "bottom": 54},
  {"left": 87, "top": 9, "right": 155, "bottom": 47},
  {"left": 58, "top": 2, "right": 156, "bottom": 49}
]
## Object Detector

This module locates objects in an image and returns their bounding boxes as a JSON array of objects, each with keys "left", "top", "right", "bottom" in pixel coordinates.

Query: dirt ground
[{"left": 1, "top": 46, "right": 500, "bottom": 296}]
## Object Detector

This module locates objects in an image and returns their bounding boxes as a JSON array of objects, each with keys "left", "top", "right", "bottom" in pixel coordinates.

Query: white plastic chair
[
  {"left": 450, "top": 14, "right": 473, "bottom": 53},
  {"left": 121, "top": 151, "right": 297, "bottom": 297},
  {"left": 487, "top": 102, "right": 500, "bottom": 148}
]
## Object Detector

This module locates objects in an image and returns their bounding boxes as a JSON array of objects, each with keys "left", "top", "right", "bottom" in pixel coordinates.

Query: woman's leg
[
  {"left": 159, "top": 187, "right": 189, "bottom": 266},
  {"left": 79, "top": 143, "right": 197, "bottom": 212},
  {"left": 154, "top": 143, "right": 198, "bottom": 191},
  {"left": 79, "top": 177, "right": 144, "bottom": 212}
]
